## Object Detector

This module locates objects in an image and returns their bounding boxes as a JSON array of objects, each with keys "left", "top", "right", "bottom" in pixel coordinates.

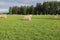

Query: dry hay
[
  {"left": 24, "top": 15, "right": 32, "bottom": 21},
  {"left": 54, "top": 15, "right": 58, "bottom": 20},
  {"left": 0, "top": 14, "right": 7, "bottom": 19}
]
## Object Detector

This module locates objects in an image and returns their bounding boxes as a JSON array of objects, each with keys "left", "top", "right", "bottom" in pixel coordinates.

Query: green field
[{"left": 0, "top": 15, "right": 60, "bottom": 40}]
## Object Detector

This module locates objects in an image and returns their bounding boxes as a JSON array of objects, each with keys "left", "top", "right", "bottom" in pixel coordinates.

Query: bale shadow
[
  {"left": 18, "top": 19, "right": 25, "bottom": 21},
  {"left": 18, "top": 19, "right": 30, "bottom": 21}
]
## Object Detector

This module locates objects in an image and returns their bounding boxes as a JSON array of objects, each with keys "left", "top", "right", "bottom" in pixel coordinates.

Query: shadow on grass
[
  {"left": 18, "top": 19, "right": 30, "bottom": 21},
  {"left": 18, "top": 19, "right": 24, "bottom": 21}
]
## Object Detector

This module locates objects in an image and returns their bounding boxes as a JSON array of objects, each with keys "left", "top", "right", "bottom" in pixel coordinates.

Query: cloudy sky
[{"left": 0, "top": 0, "right": 59, "bottom": 13}]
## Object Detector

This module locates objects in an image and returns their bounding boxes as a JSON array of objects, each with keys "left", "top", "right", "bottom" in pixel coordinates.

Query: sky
[{"left": 0, "top": 0, "right": 59, "bottom": 13}]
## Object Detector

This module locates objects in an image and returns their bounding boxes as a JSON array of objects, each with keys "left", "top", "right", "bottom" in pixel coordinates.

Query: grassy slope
[{"left": 0, "top": 15, "right": 60, "bottom": 40}]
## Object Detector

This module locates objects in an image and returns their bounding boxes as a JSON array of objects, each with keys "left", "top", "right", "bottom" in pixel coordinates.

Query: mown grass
[{"left": 0, "top": 15, "right": 60, "bottom": 40}]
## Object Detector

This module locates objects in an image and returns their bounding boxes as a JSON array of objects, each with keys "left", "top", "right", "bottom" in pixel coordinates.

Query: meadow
[{"left": 0, "top": 15, "right": 60, "bottom": 40}]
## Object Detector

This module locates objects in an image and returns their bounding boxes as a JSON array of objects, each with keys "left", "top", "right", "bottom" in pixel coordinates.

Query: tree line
[{"left": 9, "top": 1, "right": 60, "bottom": 15}]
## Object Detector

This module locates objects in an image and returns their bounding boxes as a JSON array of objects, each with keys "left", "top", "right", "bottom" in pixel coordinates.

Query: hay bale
[
  {"left": 54, "top": 15, "right": 58, "bottom": 20},
  {"left": 3, "top": 14, "right": 7, "bottom": 18},
  {"left": 24, "top": 15, "right": 32, "bottom": 21},
  {"left": 29, "top": 15, "right": 32, "bottom": 17},
  {"left": 0, "top": 14, "right": 7, "bottom": 19}
]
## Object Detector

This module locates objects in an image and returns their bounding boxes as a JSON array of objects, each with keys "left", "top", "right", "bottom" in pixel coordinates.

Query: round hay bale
[
  {"left": 0, "top": 14, "right": 7, "bottom": 19},
  {"left": 54, "top": 15, "right": 58, "bottom": 20},
  {"left": 24, "top": 15, "right": 32, "bottom": 21}
]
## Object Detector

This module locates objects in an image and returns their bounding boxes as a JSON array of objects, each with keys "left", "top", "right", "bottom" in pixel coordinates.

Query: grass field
[{"left": 0, "top": 15, "right": 60, "bottom": 40}]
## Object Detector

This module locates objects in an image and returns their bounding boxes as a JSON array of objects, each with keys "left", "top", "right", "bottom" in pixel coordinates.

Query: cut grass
[{"left": 0, "top": 15, "right": 60, "bottom": 40}]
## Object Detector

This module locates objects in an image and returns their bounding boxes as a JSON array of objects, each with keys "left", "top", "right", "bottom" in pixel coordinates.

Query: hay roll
[
  {"left": 24, "top": 15, "right": 32, "bottom": 21},
  {"left": 54, "top": 15, "right": 58, "bottom": 20},
  {"left": 0, "top": 14, "right": 7, "bottom": 18}
]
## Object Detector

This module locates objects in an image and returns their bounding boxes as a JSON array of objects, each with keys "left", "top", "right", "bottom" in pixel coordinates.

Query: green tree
[
  {"left": 36, "top": 3, "right": 42, "bottom": 15},
  {"left": 9, "top": 7, "right": 12, "bottom": 14}
]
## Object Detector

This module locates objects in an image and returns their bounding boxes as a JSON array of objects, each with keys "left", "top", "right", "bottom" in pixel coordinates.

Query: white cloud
[
  {"left": 57, "top": 0, "right": 60, "bottom": 1},
  {"left": 10, "top": 2, "right": 30, "bottom": 6},
  {"left": 0, "top": 9, "right": 9, "bottom": 13},
  {"left": 0, "top": 9, "right": 7, "bottom": 11},
  {"left": 45, "top": 0, "right": 57, "bottom": 1}
]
